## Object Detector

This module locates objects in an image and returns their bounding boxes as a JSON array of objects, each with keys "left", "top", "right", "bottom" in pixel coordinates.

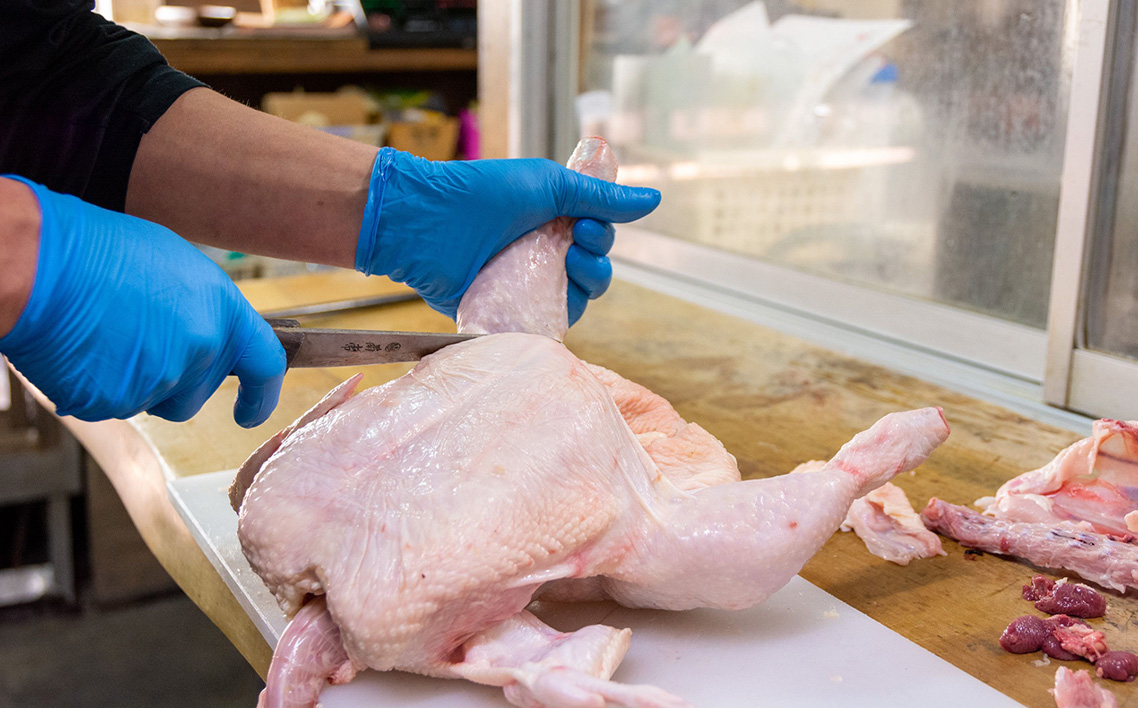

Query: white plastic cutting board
[{"left": 169, "top": 470, "right": 1024, "bottom": 708}]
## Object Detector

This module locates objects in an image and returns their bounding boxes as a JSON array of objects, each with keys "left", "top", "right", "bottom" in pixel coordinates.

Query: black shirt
[{"left": 0, "top": 1, "right": 204, "bottom": 210}]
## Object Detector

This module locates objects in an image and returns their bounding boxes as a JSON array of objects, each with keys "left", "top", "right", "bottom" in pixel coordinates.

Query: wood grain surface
[{"left": 62, "top": 269, "right": 1135, "bottom": 707}]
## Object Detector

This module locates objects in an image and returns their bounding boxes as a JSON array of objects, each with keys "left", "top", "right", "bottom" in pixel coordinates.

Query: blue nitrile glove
[
  {"left": 0, "top": 177, "right": 286, "bottom": 427},
  {"left": 355, "top": 148, "right": 661, "bottom": 322}
]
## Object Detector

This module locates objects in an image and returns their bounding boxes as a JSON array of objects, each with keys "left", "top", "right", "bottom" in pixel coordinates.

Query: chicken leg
[
  {"left": 592, "top": 407, "right": 948, "bottom": 611},
  {"left": 448, "top": 610, "right": 690, "bottom": 708}
]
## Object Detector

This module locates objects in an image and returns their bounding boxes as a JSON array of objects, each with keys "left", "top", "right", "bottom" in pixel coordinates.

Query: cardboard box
[
  {"left": 261, "top": 90, "right": 377, "bottom": 127},
  {"left": 386, "top": 115, "right": 460, "bottom": 161}
]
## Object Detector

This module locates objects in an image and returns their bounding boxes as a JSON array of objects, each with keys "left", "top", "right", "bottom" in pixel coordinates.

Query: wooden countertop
[
  {"left": 149, "top": 35, "right": 477, "bottom": 75},
  {"left": 58, "top": 269, "right": 1137, "bottom": 707}
]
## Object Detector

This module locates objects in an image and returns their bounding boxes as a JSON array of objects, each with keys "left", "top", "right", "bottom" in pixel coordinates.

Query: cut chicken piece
[
  {"left": 236, "top": 138, "right": 951, "bottom": 708},
  {"left": 840, "top": 482, "right": 946, "bottom": 565},
  {"left": 920, "top": 498, "right": 1138, "bottom": 593},
  {"left": 977, "top": 419, "right": 1138, "bottom": 537},
  {"left": 1051, "top": 667, "right": 1118, "bottom": 708}
]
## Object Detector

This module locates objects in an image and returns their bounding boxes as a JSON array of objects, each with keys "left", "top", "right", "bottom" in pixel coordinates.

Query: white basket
[{"left": 622, "top": 146, "right": 891, "bottom": 258}]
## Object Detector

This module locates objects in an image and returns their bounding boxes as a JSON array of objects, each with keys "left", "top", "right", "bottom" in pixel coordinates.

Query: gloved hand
[
  {"left": 0, "top": 177, "right": 285, "bottom": 427},
  {"left": 355, "top": 149, "right": 661, "bottom": 322}
]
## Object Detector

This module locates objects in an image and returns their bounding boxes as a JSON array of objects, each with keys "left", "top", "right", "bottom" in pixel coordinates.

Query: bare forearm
[
  {"left": 0, "top": 178, "right": 41, "bottom": 338},
  {"left": 125, "top": 87, "right": 378, "bottom": 269}
]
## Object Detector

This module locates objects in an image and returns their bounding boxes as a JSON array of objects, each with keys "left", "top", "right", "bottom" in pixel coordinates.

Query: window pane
[
  {"left": 1086, "top": 7, "right": 1138, "bottom": 360},
  {"left": 581, "top": 0, "right": 1073, "bottom": 328}
]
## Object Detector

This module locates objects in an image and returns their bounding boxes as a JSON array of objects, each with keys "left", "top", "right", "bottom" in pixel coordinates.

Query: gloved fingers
[
  {"left": 566, "top": 245, "right": 613, "bottom": 300},
  {"left": 423, "top": 294, "right": 460, "bottom": 321},
  {"left": 233, "top": 376, "right": 284, "bottom": 428},
  {"left": 230, "top": 319, "right": 288, "bottom": 428},
  {"left": 146, "top": 383, "right": 213, "bottom": 423},
  {"left": 557, "top": 170, "right": 661, "bottom": 223},
  {"left": 567, "top": 281, "right": 589, "bottom": 327},
  {"left": 571, "top": 218, "right": 615, "bottom": 256},
  {"left": 55, "top": 391, "right": 145, "bottom": 423}
]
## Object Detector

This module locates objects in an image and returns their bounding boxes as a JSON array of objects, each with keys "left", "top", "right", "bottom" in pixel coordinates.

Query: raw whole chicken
[{"left": 231, "top": 138, "right": 951, "bottom": 708}]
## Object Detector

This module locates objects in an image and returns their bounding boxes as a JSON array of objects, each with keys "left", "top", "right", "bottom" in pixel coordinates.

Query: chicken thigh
[{"left": 232, "top": 138, "right": 950, "bottom": 708}]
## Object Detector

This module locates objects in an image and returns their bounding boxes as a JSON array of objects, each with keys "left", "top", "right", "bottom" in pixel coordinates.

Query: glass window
[{"left": 580, "top": 0, "right": 1074, "bottom": 328}]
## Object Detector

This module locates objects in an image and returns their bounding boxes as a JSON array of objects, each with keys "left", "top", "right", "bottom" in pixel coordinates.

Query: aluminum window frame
[{"left": 1037, "top": 0, "right": 1138, "bottom": 423}]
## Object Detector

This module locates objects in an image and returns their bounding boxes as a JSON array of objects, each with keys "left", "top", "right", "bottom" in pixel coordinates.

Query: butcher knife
[{"left": 268, "top": 319, "right": 480, "bottom": 368}]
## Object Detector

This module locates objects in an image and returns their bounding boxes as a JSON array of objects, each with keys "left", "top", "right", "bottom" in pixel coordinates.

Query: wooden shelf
[{"left": 151, "top": 36, "right": 477, "bottom": 75}]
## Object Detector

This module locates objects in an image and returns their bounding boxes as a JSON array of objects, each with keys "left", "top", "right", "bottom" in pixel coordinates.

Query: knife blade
[{"left": 268, "top": 319, "right": 480, "bottom": 368}]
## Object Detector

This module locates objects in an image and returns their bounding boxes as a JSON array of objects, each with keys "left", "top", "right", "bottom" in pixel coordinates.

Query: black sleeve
[{"left": 0, "top": 1, "right": 206, "bottom": 211}]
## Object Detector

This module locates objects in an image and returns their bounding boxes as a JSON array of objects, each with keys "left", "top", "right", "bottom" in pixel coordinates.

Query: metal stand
[{"left": 0, "top": 366, "right": 81, "bottom": 605}]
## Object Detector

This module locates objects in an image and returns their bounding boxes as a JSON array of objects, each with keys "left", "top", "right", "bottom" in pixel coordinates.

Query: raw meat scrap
[
  {"left": 999, "top": 611, "right": 1138, "bottom": 682},
  {"left": 999, "top": 615, "right": 1103, "bottom": 663},
  {"left": 839, "top": 481, "right": 945, "bottom": 565},
  {"left": 1052, "top": 620, "right": 1108, "bottom": 662},
  {"left": 1000, "top": 615, "right": 1051, "bottom": 654},
  {"left": 919, "top": 498, "right": 1138, "bottom": 593},
  {"left": 1023, "top": 576, "right": 1106, "bottom": 619},
  {"left": 978, "top": 420, "right": 1138, "bottom": 537},
  {"left": 1051, "top": 667, "right": 1117, "bottom": 708},
  {"left": 1025, "top": 575, "right": 1058, "bottom": 601},
  {"left": 1096, "top": 652, "right": 1138, "bottom": 682},
  {"left": 1044, "top": 630, "right": 1083, "bottom": 662},
  {"left": 234, "top": 138, "right": 951, "bottom": 708}
]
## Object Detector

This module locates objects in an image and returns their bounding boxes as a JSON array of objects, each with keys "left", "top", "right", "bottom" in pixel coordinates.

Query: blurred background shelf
[
  {"left": 151, "top": 36, "right": 477, "bottom": 75},
  {"left": 147, "top": 32, "right": 478, "bottom": 135}
]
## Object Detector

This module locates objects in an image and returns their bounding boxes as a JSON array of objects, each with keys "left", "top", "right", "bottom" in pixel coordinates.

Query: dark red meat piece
[
  {"left": 1000, "top": 615, "right": 1051, "bottom": 653},
  {"left": 1042, "top": 633, "right": 1081, "bottom": 661},
  {"left": 1096, "top": 651, "right": 1138, "bottom": 682},
  {"left": 1029, "top": 578, "right": 1106, "bottom": 619},
  {"left": 999, "top": 614, "right": 1092, "bottom": 660}
]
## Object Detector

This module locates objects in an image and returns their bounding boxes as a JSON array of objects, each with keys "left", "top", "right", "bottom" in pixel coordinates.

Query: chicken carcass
[
  {"left": 977, "top": 420, "right": 1138, "bottom": 537},
  {"left": 232, "top": 138, "right": 951, "bottom": 708}
]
